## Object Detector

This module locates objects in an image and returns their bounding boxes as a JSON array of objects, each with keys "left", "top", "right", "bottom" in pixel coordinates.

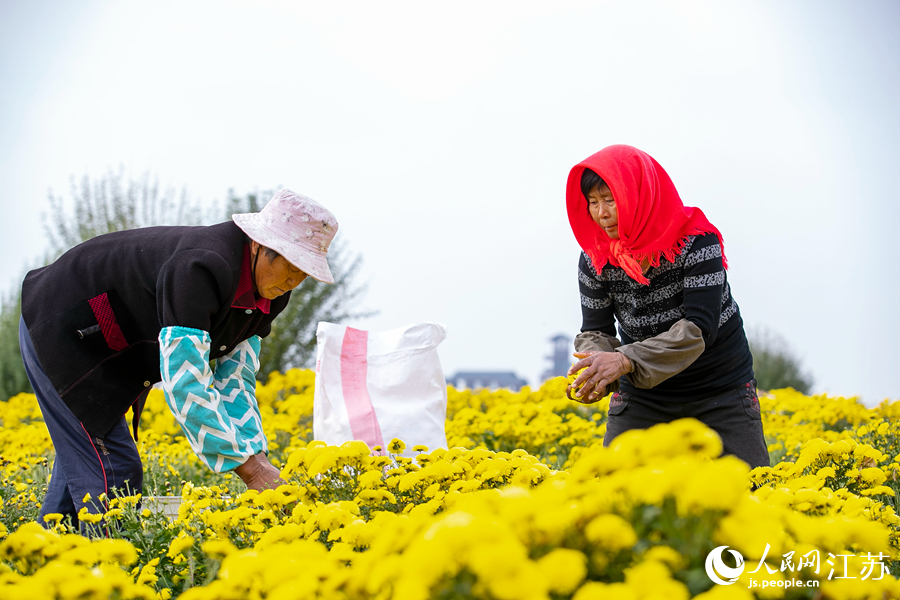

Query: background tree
[
  {"left": 748, "top": 326, "right": 814, "bottom": 394},
  {"left": 0, "top": 291, "right": 29, "bottom": 401},
  {"left": 0, "top": 170, "right": 201, "bottom": 399},
  {"left": 0, "top": 176, "right": 372, "bottom": 400},
  {"left": 43, "top": 169, "right": 204, "bottom": 257}
]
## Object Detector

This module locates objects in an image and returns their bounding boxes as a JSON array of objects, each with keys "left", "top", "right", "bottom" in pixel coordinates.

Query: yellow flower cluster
[
  {"left": 0, "top": 522, "right": 155, "bottom": 599},
  {"left": 1, "top": 374, "right": 900, "bottom": 599},
  {"left": 0, "top": 393, "right": 53, "bottom": 476},
  {"left": 445, "top": 377, "right": 608, "bottom": 467},
  {"left": 758, "top": 387, "right": 900, "bottom": 462}
]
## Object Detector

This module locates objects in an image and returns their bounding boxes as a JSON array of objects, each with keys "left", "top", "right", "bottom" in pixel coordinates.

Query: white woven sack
[{"left": 313, "top": 321, "right": 448, "bottom": 457}]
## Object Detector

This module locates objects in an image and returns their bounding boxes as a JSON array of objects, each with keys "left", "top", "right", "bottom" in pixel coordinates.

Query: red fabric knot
[
  {"left": 608, "top": 240, "right": 648, "bottom": 285},
  {"left": 566, "top": 145, "right": 727, "bottom": 285}
]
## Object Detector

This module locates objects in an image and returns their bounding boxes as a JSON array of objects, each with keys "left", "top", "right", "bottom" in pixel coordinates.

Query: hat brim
[{"left": 232, "top": 213, "right": 335, "bottom": 284}]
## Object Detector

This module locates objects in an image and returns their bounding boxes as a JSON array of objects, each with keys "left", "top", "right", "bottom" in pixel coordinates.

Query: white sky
[{"left": 1, "top": 0, "right": 898, "bottom": 404}]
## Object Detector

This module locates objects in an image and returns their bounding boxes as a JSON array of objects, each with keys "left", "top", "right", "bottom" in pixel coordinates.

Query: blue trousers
[{"left": 19, "top": 317, "right": 143, "bottom": 528}]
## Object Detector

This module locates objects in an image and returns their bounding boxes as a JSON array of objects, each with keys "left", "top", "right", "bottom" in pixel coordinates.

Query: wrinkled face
[
  {"left": 587, "top": 183, "right": 619, "bottom": 240},
  {"left": 251, "top": 241, "right": 309, "bottom": 299}
]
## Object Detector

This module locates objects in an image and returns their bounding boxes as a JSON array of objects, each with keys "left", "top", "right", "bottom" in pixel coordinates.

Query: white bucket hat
[{"left": 232, "top": 189, "right": 339, "bottom": 284}]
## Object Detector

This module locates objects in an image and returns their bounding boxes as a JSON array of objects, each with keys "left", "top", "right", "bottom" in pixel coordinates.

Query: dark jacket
[
  {"left": 575, "top": 233, "right": 753, "bottom": 401},
  {"left": 21, "top": 222, "right": 289, "bottom": 437}
]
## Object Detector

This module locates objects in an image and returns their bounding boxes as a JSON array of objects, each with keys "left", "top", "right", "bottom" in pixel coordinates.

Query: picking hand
[
  {"left": 566, "top": 351, "right": 632, "bottom": 404},
  {"left": 233, "top": 453, "right": 285, "bottom": 491}
]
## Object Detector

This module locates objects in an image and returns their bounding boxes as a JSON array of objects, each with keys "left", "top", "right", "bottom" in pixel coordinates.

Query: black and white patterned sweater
[{"left": 578, "top": 233, "right": 754, "bottom": 401}]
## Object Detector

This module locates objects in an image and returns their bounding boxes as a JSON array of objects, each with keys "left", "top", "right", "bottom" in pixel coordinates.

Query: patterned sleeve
[
  {"left": 578, "top": 252, "right": 617, "bottom": 337},
  {"left": 682, "top": 233, "right": 728, "bottom": 347},
  {"left": 212, "top": 336, "right": 267, "bottom": 453},
  {"left": 159, "top": 326, "right": 267, "bottom": 472}
]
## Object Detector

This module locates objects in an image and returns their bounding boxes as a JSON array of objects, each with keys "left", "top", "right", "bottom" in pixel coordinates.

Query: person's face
[
  {"left": 587, "top": 183, "right": 619, "bottom": 239},
  {"left": 251, "top": 241, "right": 308, "bottom": 299}
]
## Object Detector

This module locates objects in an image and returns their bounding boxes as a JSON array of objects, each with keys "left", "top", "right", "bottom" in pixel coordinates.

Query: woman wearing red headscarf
[{"left": 565, "top": 145, "right": 768, "bottom": 468}]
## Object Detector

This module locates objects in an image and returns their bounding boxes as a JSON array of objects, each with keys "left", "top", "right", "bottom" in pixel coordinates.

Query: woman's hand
[
  {"left": 566, "top": 351, "right": 632, "bottom": 404},
  {"left": 234, "top": 453, "right": 285, "bottom": 491}
]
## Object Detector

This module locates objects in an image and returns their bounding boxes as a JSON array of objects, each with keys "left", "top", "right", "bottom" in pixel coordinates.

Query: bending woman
[
  {"left": 20, "top": 190, "right": 339, "bottom": 529},
  {"left": 565, "top": 144, "right": 769, "bottom": 468}
]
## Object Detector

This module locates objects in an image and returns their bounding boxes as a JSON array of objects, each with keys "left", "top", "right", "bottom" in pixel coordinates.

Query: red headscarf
[{"left": 566, "top": 145, "right": 726, "bottom": 285}]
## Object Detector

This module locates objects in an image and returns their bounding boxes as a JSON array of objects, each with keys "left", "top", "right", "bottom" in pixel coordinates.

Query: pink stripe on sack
[{"left": 340, "top": 327, "right": 384, "bottom": 453}]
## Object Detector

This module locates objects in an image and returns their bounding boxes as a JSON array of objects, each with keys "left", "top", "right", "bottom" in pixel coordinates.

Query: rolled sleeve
[{"left": 616, "top": 319, "right": 706, "bottom": 389}]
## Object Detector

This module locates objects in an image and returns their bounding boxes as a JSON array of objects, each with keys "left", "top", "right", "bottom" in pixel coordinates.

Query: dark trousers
[
  {"left": 19, "top": 317, "right": 143, "bottom": 529},
  {"left": 603, "top": 379, "right": 770, "bottom": 469}
]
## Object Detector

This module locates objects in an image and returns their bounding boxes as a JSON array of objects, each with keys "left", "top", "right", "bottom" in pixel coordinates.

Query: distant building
[
  {"left": 540, "top": 333, "right": 571, "bottom": 382},
  {"left": 447, "top": 371, "right": 528, "bottom": 391}
]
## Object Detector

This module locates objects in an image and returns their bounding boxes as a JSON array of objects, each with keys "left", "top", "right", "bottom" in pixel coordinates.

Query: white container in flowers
[{"left": 143, "top": 496, "right": 182, "bottom": 519}]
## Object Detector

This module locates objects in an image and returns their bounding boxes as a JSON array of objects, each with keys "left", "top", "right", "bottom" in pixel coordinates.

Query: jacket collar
[{"left": 232, "top": 244, "right": 271, "bottom": 314}]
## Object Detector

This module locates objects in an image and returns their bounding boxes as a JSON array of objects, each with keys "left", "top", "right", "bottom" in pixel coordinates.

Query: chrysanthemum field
[{"left": 2, "top": 371, "right": 900, "bottom": 599}]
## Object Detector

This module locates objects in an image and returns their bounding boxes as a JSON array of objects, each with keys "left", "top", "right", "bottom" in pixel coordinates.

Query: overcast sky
[{"left": 1, "top": 0, "right": 898, "bottom": 404}]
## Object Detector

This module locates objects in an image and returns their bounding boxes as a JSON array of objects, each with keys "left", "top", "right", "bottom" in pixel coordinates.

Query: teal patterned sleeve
[
  {"left": 211, "top": 335, "right": 267, "bottom": 454},
  {"left": 158, "top": 326, "right": 267, "bottom": 472}
]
